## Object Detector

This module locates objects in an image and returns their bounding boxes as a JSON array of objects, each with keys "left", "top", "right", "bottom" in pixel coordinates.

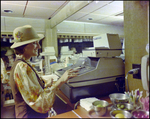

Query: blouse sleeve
[
  {"left": 14, "top": 61, "right": 57, "bottom": 113},
  {"left": 1, "top": 58, "right": 9, "bottom": 84}
]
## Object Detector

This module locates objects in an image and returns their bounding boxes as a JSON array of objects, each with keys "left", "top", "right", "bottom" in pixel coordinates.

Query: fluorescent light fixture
[{"left": 63, "top": 20, "right": 110, "bottom": 25}]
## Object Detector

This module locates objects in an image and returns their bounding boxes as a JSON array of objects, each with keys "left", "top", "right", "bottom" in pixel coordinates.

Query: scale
[{"left": 40, "top": 47, "right": 57, "bottom": 75}]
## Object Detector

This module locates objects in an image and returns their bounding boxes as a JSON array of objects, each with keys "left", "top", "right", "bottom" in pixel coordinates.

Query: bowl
[
  {"left": 131, "top": 109, "right": 149, "bottom": 118},
  {"left": 113, "top": 103, "right": 134, "bottom": 112},
  {"left": 110, "top": 110, "right": 132, "bottom": 118},
  {"left": 92, "top": 100, "right": 109, "bottom": 116},
  {"left": 109, "top": 93, "right": 129, "bottom": 105}
]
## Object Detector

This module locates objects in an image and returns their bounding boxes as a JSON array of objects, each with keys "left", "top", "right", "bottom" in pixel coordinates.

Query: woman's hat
[
  {"left": 5, "top": 49, "right": 14, "bottom": 56},
  {"left": 10, "top": 25, "right": 44, "bottom": 49}
]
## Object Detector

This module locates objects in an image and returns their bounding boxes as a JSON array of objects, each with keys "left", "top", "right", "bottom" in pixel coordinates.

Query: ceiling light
[
  {"left": 87, "top": 18, "right": 93, "bottom": 20},
  {"left": 4, "top": 9, "right": 13, "bottom": 13}
]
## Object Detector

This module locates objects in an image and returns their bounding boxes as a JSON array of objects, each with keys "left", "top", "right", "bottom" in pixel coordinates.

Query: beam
[{"left": 50, "top": 1, "right": 93, "bottom": 28}]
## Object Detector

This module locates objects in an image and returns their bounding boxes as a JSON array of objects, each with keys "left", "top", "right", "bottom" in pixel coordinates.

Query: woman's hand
[
  {"left": 61, "top": 69, "right": 79, "bottom": 83},
  {"left": 55, "top": 69, "right": 79, "bottom": 88}
]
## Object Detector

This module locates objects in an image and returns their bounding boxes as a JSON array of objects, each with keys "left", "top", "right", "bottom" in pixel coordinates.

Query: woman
[
  {"left": 1, "top": 58, "right": 9, "bottom": 107},
  {"left": 9, "top": 25, "right": 79, "bottom": 118},
  {"left": 1, "top": 58, "right": 9, "bottom": 84},
  {"left": 5, "top": 49, "right": 16, "bottom": 70}
]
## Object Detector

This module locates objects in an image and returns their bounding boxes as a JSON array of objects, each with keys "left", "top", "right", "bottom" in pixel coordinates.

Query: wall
[
  {"left": 1, "top": 16, "right": 124, "bottom": 37},
  {"left": 1, "top": 16, "right": 45, "bottom": 33},
  {"left": 57, "top": 21, "right": 124, "bottom": 36},
  {"left": 124, "top": 1, "right": 149, "bottom": 97}
]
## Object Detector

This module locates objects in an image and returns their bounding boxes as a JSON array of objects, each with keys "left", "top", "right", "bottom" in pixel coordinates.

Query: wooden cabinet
[
  {"left": 2, "top": 85, "right": 15, "bottom": 107},
  {"left": 53, "top": 89, "right": 76, "bottom": 115}
]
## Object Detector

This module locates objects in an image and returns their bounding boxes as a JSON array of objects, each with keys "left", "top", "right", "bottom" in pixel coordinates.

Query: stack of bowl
[
  {"left": 114, "top": 103, "right": 134, "bottom": 112},
  {"left": 110, "top": 110, "right": 132, "bottom": 118},
  {"left": 109, "top": 93, "right": 149, "bottom": 118},
  {"left": 109, "top": 93, "right": 129, "bottom": 105},
  {"left": 109, "top": 93, "right": 133, "bottom": 118}
]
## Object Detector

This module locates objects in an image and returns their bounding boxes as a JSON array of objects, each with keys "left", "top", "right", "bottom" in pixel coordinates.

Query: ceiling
[{"left": 1, "top": 1, "right": 124, "bottom": 32}]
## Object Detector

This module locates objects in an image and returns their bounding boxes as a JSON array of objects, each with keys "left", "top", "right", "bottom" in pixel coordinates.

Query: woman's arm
[
  {"left": 54, "top": 69, "right": 79, "bottom": 88},
  {"left": 14, "top": 62, "right": 57, "bottom": 113},
  {"left": 41, "top": 69, "right": 79, "bottom": 89},
  {"left": 14, "top": 62, "right": 79, "bottom": 113}
]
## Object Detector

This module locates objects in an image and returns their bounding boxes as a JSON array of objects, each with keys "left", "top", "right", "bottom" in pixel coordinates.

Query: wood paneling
[{"left": 124, "top": 1, "right": 149, "bottom": 97}]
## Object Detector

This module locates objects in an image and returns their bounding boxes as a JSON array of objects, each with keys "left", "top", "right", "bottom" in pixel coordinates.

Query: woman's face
[
  {"left": 23, "top": 41, "right": 41, "bottom": 59},
  {"left": 8, "top": 55, "right": 14, "bottom": 60}
]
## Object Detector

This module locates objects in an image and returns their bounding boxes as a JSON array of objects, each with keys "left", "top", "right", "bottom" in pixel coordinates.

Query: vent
[{"left": 1, "top": 34, "right": 13, "bottom": 38}]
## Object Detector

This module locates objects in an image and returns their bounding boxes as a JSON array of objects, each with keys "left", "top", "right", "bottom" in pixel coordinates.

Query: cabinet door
[{"left": 53, "top": 95, "right": 73, "bottom": 114}]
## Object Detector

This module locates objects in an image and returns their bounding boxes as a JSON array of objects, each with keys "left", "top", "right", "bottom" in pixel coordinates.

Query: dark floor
[{"left": 1, "top": 105, "right": 15, "bottom": 118}]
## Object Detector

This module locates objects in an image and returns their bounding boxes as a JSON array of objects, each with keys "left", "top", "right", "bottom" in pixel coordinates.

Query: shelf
[{"left": 3, "top": 99, "right": 15, "bottom": 107}]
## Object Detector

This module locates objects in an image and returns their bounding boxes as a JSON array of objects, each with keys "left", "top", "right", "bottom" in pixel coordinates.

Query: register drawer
[{"left": 60, "top": 80, "right": 119, "bottom": 103}]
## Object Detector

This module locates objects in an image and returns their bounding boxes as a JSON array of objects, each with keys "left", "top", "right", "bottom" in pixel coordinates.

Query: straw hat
[
  {"left": 5, "top": 49, "right": 14, "bottom": 56},
  {"left": 10, "top": 25, "right": 44, "bottom": 48}
]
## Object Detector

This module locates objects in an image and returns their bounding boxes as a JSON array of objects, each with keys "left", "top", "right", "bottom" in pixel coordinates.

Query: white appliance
[
  {"left": 82, "top": 33, "right": 122, "bottom": 57},
  {"left": 55, "top": 33, "right": 125, "bottom": 103},
  {"left": 141, "top": 43, "right": 149, "bottom": 92},
  {"left": 41, "top": 47, "right": 57, "bottom": 62},
  {"left": 40, "top": 47, "right": 57, "bottom": 75},
  {"left": 60, "top": 46, "right": 73, "bottom": 62}
]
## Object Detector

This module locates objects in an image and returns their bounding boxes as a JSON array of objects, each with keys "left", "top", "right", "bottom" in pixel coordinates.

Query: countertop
[{"left": 49, "top": 90, "right": 112, "bottom": 118}]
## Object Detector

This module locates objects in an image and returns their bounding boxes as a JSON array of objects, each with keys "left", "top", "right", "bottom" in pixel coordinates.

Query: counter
[
  {"left": 49, "top": 107, "right": 112, "bottom": 118},
  {"left": 49, "top": 89, "right": 112, "bottom": 118}
]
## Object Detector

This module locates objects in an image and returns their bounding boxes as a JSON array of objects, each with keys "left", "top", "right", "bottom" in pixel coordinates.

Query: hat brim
[
  {"left": 10, "top": 34, "right": 44, "bottom": 49},
  {"left": 5, "top": 53, "right": 14, "bottom": 56}
]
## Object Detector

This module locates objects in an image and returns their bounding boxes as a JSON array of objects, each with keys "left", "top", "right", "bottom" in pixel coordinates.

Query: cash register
[{"left": 55, "top": 33, "right": 125, "bottom": 103}]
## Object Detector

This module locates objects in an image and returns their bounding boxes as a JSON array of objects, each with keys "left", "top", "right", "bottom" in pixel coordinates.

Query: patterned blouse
[
  {"left": 1, "top": 58, "right": 9, "bottom": 84},
  {"left": 13, "top": 56, "right": 57, "bottom": 113}
]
